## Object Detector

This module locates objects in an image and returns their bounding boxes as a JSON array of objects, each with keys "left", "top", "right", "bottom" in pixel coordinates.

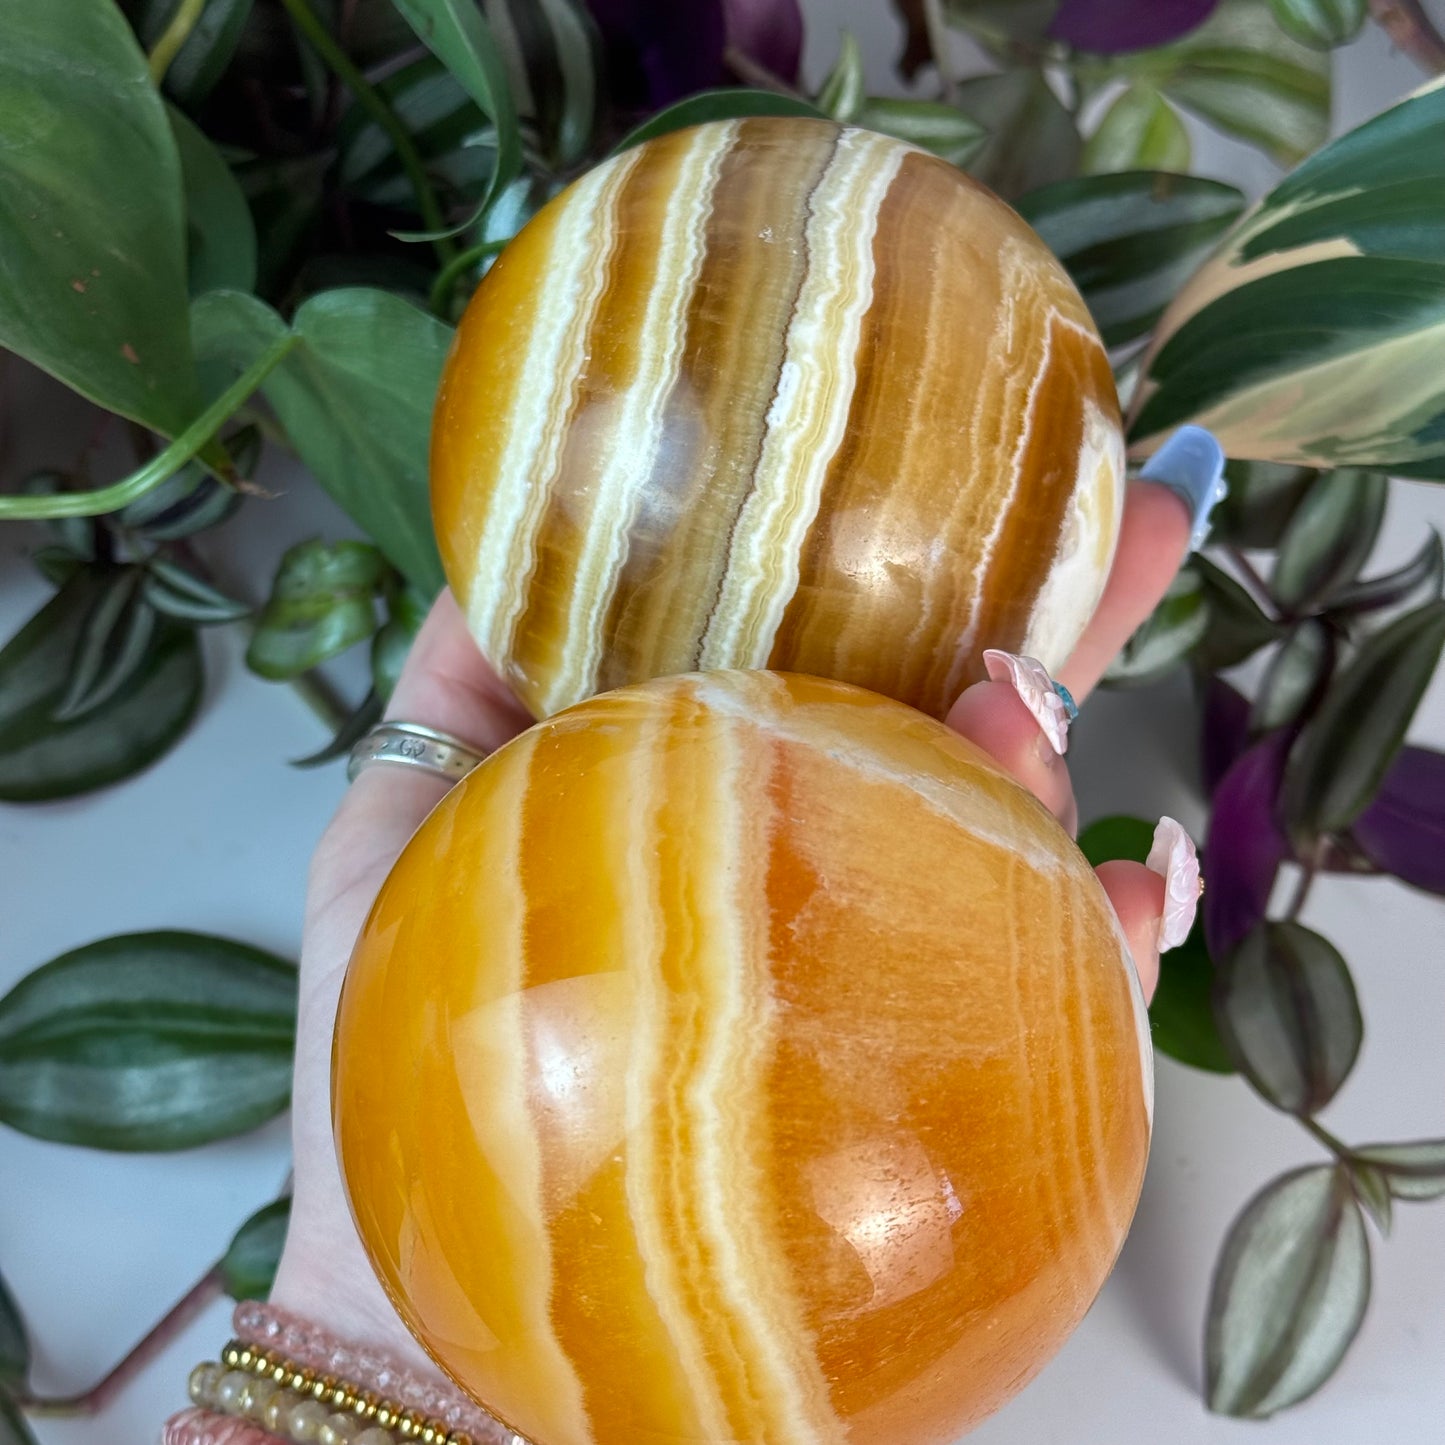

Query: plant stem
[
  {"left": 278, "top": 0, "right": 457, "bottom": 265},
  {"left": 721, "top": 47, "right": 806, "bottom": 97},
  {"left": 0, "top": 335, "right": 299, "bottom": 521},
  {"left": 1284, "top": 859, "right": 1318, "bottom": 922},
  {"left": 147, "top": 0, "right": 207, "bottom": 83},
  {"left": 1224, "top": 545, "right": 1279, "bottom": 617},
  {"left": 1368, "top": 0, "right": 1445, "bottom": 71},
  {"left": 17, "top": 1263, "right": 224, "bottom": 1417},
  {"left": 287, "top": 667, "right": 353, "bottom": 734},
  {"left": 428, "top": 238, "right": 508, "bottom": 317},
  {"left": 1301, "top": 1115, "right": 1351, "bottom": 1159}
]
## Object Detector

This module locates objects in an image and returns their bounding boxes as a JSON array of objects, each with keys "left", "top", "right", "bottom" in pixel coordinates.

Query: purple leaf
[
  {"left": 1351, "top": 746, "right": 1445, "bottom": 895},
  {"left": 1050, "top": 0, "right": 1218, "bottom": 53},
  {"left": 1205, "top": 730, "right": 1294, "bottom": 959},
  {"left": 585, "top": 0, "right": 727, "bottom": 108},
  {"left": 724, "top": 0, "right": 803, "bottom": 82},
  {"left": 1203, "top": 675, "right": 1252, "bottom": 796}
]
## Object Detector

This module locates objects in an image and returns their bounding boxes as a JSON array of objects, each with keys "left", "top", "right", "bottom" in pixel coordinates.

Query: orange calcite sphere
[
  {"left": 335, "top": 671, "right": 1152, "bottom": 1445},
  {"left": 432, "top": 117, "right": 1124, "bottom": 721}
]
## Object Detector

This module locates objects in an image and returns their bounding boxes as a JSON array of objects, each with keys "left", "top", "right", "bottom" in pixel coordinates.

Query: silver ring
[{"left": 347, "top": 722, "right": 487, "bottom": 786}]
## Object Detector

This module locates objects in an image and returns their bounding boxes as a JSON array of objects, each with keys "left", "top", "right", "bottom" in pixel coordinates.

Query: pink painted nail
[
  {"left": 981, "top": 649, "right": 1075, "bottom": 756},
  {"left": 1146, "top": 816, "right": 1200, "bottom": 951}
]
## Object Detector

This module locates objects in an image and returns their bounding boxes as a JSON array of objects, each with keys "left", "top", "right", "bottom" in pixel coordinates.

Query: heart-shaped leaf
[
  {"left": 1206, "top": 1164, "right": 1370, "bottom": 1418},
  {"left": 247, "top": 540, "right": 386, "bottom": 681},
  {"left": 0, "top": 931, "right": 295, "bottom": 1151},
  {"left": 191, "top": 288, "right": 449, "bottom": 594},
  {"left": 1248, "top": 619, "right": 1334, "bottom": 735},
  {"left": 818, "top": 31, "right": 865, "bottom": 121},
  {"left": 1215, "top": 921, "right": 1362, "bottom": 1115},
  {"left": 1084, "top": 85, "right": 1191, "bottom": 173},
  {"left": 0, "top": 573, "right": 203, "bottom": 804},
  {"left": 613, "top": 88, "right": 824, "bottom": 154},
  {"left": 1017, "top": 171, "right": 1244, "bottom": 348},
  {"left": 1193, "top": 555, "right": 1283, "bottom": 671},
  {"left": 391, "top": 0, "right": 521, "bottom": 217},
  {"left": 1077, "top": 814, "right": 1235, "bottom": 1073},
  {"left": 167, "top": 105, "right": 257, "bottom": 297},
  {"left": 0, "top": 1269, "right": 26, "bottom": 1391},
  {"left": 1204, "top": 729, "right": 1294, "bottom": 959},
  {"left": 1350, "top": 1139, "right": 1445, "bottom": 1201},
  {"left": 1104, "top": 566, "right": 1210, "bottom": 683},
  {"left": 954, "top": 68, "right": 1082, "bottom": 200},
  {"left": 1330, "top": 530, "right": 1444, "bottom": 618},
  {"left": 0, "top": 0, "right": 200, "bottom": 435},
  {"left": 1350, "top": 746, "right": 1445, "bottom": 895},
  {"left": 1271, "top": 469, "right": 1387, "bottom": 614},
  {"left": 1268, "top": 0, "right": 1366, "bottom": 49},
  {"left": 1283, "top": 599, "right": 1445, "bottom": 843},
  {"left": 221, "top": 1196, "right": 292, "bottom": 1301}
]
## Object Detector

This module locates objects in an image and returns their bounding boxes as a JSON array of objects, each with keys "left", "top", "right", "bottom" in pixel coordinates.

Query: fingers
[
  {"left": 1095, "top": 861, "right": 1165, "bottom": 1004},
  {"left": 1057, "top": 479, "right": 1191, "bottom": 703}
]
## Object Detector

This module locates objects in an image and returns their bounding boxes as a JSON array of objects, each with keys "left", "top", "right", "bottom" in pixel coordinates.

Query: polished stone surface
[
  {"left": 335, "top": 672, "right": 1152, "bottom": 1445},
  {"left": 432, "top": 118, "right": 1124, "bottom": 720}
]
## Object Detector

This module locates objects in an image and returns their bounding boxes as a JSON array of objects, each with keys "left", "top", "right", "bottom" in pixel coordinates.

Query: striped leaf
[
  {"left": 1083, "top": 86, "right": 1191, "bottom": 174},
  {"left": 1017, "top": 170, "right": 1245, "bottom": 347},
  {"left": 1131, "top": 78, "right": 1445, "bottom": 472}
]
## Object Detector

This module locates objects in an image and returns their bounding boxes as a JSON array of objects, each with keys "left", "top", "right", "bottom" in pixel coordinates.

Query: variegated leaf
[{"left": 1130, "top": 77, "right": 1445, "bottom": 473}]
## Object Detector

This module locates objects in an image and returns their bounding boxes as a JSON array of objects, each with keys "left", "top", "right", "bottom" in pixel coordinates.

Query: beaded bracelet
[{"left": 184, "top": 1340, "right": 498, "bottom": 1445}]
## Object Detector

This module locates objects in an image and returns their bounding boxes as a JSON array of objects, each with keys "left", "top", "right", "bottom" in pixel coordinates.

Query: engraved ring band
[{"left": 346, "top": 722, "right": 488, "bottom": 787}]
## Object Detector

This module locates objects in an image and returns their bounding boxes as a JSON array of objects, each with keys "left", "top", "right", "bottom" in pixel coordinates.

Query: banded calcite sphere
[
  {"left": 335, "top": 671, "right": 1152, "bottom": 1445},
  {"left": 432, "top": 117, "right": 1124, "bottom": 721}
]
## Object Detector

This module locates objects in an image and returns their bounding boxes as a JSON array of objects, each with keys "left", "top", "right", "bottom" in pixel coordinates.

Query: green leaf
[
  {"left": 132, "top": 0, "right": 255, "bottom": 107},
  {"left": 1330, "top": 529, "right": 1444, "bottom": 617},
  {"left": 31, "top": 546, "right": 82, "bottom": 589},
  {"left": 1271, "top": 469, "right": 1388, "bottom": 613},
  {"left": 818, "top": 31, "right": 866, "bottom": 122},
  {"left": 0, "top": 572, "right": 203, "bottom": 803},
  {"left": 291, "top": 688, "right": 384, "bottom": 769},
  {"left": 1282, "top": 599, "right": 1445, "bottom": 840},
  {"left": 1125, "top": 0, "right": 1330, "bottom": 166},
  {"left": 1078, "top": 815, "right": 1235, "bottom": 1073},
  {"left": 0, "top": 1392, "right": 38, "bottom": 1445},
  {"left": 954, "top": 69, "right": 1081, "bottom": 200},
  {"left": 391, "top": 0, "right": 521, "bottom": 217},
  {"left": 1083, "top": 86, "right": 1191, "bottom": 174},
  {"left": 1269, "top": 0, "right": 1366, "bottom": 49},
  {"left": 222, "top": 1197, "right": 292, "bottom": 1301},
  {"left": 247, "top": 539, "right": 385, "bottom": 681},
  {"left": 1016, "top": 171, "right": 1246, "bottom": 349},
  {"left": 941, "top": 0, "right": 1060, "bottom": 50},
  {"left": 1206, "top": 1164, "right": 1370, "bottom": 1418},
  {"left": 1350, "top": 1139, "right": 1445, "bottom": 1201},
  {"left": 1215, "top": 921, "right": 1362, "bottom": 1115},
  {"left": 1346, "top": 1160, "right": 1393, "bottom": 1234},
  {"left": 167, "top": 105, "right": 257, "bottom": 297},
  {"left": 612, "top": 90, "right": 825, "bottom": 155},
  {"left": 191, "top": 288, "right": 449, "bottom": 594},
  {"left": 1249, "top": 619, "right": 1334, "bottom": 734},
  {"left": 19, "top": 470, "right": 97, "bottom": 560},
  {"left": 143, "top": 557, "right": 252, "bottom": 625},
  {"left": 53, "top": 568, "right": 156, "bottom": 723},
  {"left": 1193, "top": 555, "right": 1284, "bottom": 670},
  {"left": 119, "top": 457, "right": 245, "bottom": 541},
  {"left": 1133, "top": 258, "right": 1445, "bottom": 472},
  {"left": 481, "top": 0, "right": 601, "bottom": 168},
  {"left": 0, "top": 931, "right": 295, "bottom": 1151},
  {"left": 855, "top": 97, "right": 985, "bottom": 167},
  {"left": 1211, "top": 459, "right": 1318, "bottom": 549},
  {"left": 0, "top": 0, "right": 200, "bottom": 435},
  {"left": 1104, "top": 566, "right": 1210, "bottom": 684},
  {"left": 371, "top": 585, "right": 428, "bottom": 701},
  {"left": 0, "top": 1268, "right": 26, "bottom": 1391}
]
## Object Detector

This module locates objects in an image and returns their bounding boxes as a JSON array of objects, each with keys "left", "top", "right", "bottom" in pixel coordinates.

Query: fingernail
[
  {"left": 1140, "top": 425, "right": 1228, "bottom": 552},
  {"left": 982, "top": 649, "right": 1077, "bottom": 756},
  {"left": 1146, "top": 816, "right": 1201, "bottom": 951}
]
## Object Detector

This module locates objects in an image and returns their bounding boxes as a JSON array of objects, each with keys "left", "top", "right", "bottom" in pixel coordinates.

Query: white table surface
[{"left": 3, "top": 12, "right": 1444, "bottom": 1444}]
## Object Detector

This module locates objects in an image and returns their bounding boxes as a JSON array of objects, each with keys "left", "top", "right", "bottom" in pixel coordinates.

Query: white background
[{"left": 2, "top": 6, "right": 1444, "bottom": 1444}]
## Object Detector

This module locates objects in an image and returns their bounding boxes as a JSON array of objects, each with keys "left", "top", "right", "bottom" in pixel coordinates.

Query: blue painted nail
[{"left": 1140, "top": 425, "right": 1228, "bottom": 551}]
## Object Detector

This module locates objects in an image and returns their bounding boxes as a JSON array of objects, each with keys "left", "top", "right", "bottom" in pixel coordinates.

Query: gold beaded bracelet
[{"left": 187, "top": 1340, "right": 476, "bottom": 1445}]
